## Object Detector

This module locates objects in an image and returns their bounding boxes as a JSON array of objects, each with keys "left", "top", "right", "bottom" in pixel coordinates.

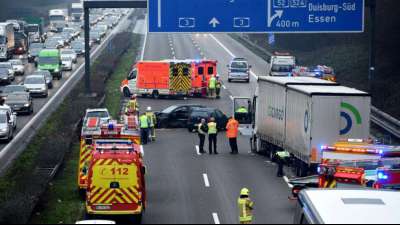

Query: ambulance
[
  {"left": 86, "top": 139, "right": 146, "bottom": 221},
  {"left": 78, "top": 117, "right": 141, "bottom": 190},
  {"left": 121, "top": 59, "right": 218, "bottom": 98}
]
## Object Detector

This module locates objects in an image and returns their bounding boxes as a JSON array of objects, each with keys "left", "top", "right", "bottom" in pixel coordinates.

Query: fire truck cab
[
  {"left": 86, "top": 139, "right": 146, "bottom": 222},
  {"left": 78, "top": 117, "right": 141, "bottom": 190}
]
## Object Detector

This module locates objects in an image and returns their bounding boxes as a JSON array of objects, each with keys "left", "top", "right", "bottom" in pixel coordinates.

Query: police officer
[
  {"left": 146, "top": 106, "right": 157, "bottom": 142},
  {"left": 139, "top": 113, "right": 149, "bottom": 145},
  {"left": 197, "top": 119, "right": 208, "bottom": 154},
  {"left": 208, "top": 117, "right": 218, "bottom": 155},
  {"left": 238, "top": 188, "right": 254, "bottom": 224},
  {"left": 276, "top": 150, "right": 290, "bottom": 177}
]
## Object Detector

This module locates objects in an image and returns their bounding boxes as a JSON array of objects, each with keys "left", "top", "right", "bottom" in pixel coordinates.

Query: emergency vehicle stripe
[
  {"left": 101, "top": 190, "right": 115, "bottom": 204},
  {"left": 114, "top": 191, "right": 128, "bottom": 204},
  {"left": 90, "top": 187, "right": 103, "bottom": 200},
  {"left": 120, "top": 188, "right": 137, "bottom": 203},
  {"left": 92, "top": 188, "right": 109, "bottom": 203},
  {"left": 127, "top": 187, "right": 140, "bottom": 201}
]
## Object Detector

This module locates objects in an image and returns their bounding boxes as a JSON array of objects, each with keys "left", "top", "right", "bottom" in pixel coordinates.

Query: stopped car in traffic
[
  {"left": 227, "top": 58, "right": 251, "bottom": 83},
  {"left": 61, "top": 49, "right": 78, "bottom": 63},
  {"left": 0, "top": 85, "right": 28, "bottom": 98},
  {"left": 0, "top": 62, "right": 15, "bottom": 82},
  {"left": 5, "top": 92, "right": 33, "bottom": 115},
  {"left": 28, "top": 42, "right": 45, "bottom": 64},
  {"left": 31, "top": 70, "right": 54, "bottom": 89},
  {"left": 9, "top": 59, "right": 25, "bottom": 76},
  {"left": 0, "top": 104, "right": 17, "bottom": 130},
  {"left": 188, "top": 107, "right": 228, "bottom": 132},
  {"left": 0, "top": 68, "right": 11, "bottom": 85},
  {"left": 155, "top": 105, "right": 206, "bottom": 129},
  {"left": 70, "top": 41, "right": 85, "bottom": 55},
  {"left": 0, "top": 110, "right": 15, "bottom": 142},
  {"left": 61, "top": 56, "right": 73, "bottom": 71},
  {"left": 23, "top": 75, "right": 48, "bottom": 98},
  {"left": 90, "top": 31, "right": 101, "bottom": 44}
]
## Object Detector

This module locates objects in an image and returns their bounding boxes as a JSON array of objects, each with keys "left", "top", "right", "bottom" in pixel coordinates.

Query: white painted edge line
[
  {"left": 283, "top": 176, "right": 294, "bottom": 189},
  {"left": 209, "top": 34, "right": 258, "bottom": 80},
  {"left": 195, "top": 145, "right": 201, "bottom": 155},
  {"left": 140, "top": 145, "right": 144, "bottom": 157},
  {"left": 0, "top": 12, "right": 132, "bottom": 160},
  {"left": 140, "top": 14, "right": 148, "bottom": 60},
  {"left": 203, "top": 173, "right": 210, "bottom": 187},
  {"left": 212, "top": 213, "right": 221, "bottom": 224},
  {"left": 230, "top": 95, "right": 234, "bottom": 100},
  {"left": 222, "top": 85, "right": 227, "bottom": 90}
]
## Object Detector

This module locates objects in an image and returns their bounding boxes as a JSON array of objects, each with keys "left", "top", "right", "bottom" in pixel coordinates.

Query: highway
[
  {"left": 139, "top": 32, "right": 295, "bottom": 224},
  {"left": 0, "top": 10, "right": 136, "bottom": 172}
]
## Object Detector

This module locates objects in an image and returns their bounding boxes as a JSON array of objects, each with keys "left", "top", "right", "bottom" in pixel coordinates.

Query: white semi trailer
[
  {"left": 49, "top": 9, "right": 68, "bottom": 32},
  {"left": 236, "top": 76, "right": 371, "bottom": 176},
  {"left": 0, "top": 23, "right": 15, "bottom": 61}
]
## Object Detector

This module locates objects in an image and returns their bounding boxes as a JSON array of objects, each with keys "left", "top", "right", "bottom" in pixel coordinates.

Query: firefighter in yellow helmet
[
  {"left": 238, "top": 188, "right": 254, "bottom": 224},
  {"left": 126, "top": 94, "right": 139, "bottom": 115}
]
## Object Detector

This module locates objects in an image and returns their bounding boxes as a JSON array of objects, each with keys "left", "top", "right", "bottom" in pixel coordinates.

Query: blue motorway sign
[{"left": 148, "top": 0, "right": 365, "bottom": 33}]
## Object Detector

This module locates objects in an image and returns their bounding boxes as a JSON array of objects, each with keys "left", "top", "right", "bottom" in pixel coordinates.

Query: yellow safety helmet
[{"left": 241, "top": 188, "right": 250, "bottom": 196}]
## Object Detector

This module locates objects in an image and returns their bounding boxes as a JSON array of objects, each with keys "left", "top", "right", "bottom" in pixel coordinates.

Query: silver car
[
  {"left": 9, "top": 59, "right": 25, "bottom": 76},
  {"left": 0, "top": 111, "right": 14, "bottom": 142},
  {"left": 23, "top": 75, "right": 48, "bottom": 98},
  {"left": 227, "top": 58, "right": 251, "bottom": 83}
]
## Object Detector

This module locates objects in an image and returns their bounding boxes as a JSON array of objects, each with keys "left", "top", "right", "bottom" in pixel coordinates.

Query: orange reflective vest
[{"left": 226, "top": 118, "right": 239, "bottom": 138}]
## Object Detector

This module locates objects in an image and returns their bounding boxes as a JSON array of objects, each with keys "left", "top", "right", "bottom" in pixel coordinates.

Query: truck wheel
[
  {"left": 123, "top": 87, "right": 131, "bottom": 98},
  {"left": 250, "top": 136, "right": 257, "bottom": 153},
  {"left": 228, "top": 79, "right": 232, "bottom": 83}
]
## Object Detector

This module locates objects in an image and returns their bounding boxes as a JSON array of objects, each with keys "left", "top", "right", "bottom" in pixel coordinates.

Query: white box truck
[
  {"left": 0, "top": 23, "right": 15, "bottom": 61},
  {"left": 242, "top": 76, "right": 370, "bottom": 176},
  {"left": 285, "top": 85, "right": 371, "bottom": 175}
]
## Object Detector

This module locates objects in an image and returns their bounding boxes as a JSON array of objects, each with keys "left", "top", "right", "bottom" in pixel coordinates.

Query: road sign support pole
[
  {"left": 368, "top": 0, "right": 376, "bottom": 92},
  {"left": 84, "top": 7, "right": 91, "bottom": 94}
]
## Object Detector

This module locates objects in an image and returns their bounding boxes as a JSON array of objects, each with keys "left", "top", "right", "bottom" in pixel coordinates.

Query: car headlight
[
  {"left": 24, "top": 104, "right": 30, "bottom": 107},
  {"left": 0, "top": 128, "right": 7, "bottom": 132}
]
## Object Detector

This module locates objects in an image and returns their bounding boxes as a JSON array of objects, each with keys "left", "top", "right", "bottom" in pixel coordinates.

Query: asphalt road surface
[{"left": 139, "top": 32, "right": 295, "bottom": 224}]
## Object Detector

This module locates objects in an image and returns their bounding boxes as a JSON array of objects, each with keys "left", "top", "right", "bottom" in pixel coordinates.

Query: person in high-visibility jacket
[
  {"left": 238, "top": 188, "right": 254, "bottom": 224},
  {"left": 208, "top": 75, "right": 217, "bottom": 99},
  {"left": 226, "top": 117, "right": 239, "bottom": 154},
  {"left": 146, "top": 106, "right": 157, "bottom": 141},
  {"left": 208, "top": 117, "right": 218, "bottom": 155},
  {"left": 126, "top": 95, "right": 139, "bottom": 115},
  {"left": 139, "top": 113, "right": 149, "bottom": 145},
  {"left": 236, "top": 106, "right": 248, "bottom": 114},
  {"left": 276, "top": 151, "right": 290, "bottom": 177}
]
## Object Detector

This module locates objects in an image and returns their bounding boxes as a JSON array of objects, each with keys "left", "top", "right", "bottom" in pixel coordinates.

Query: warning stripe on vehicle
[
  {"left": 89, "top": 186, "right": 139, "bottom": 204},
  {"left": 170, "top": 63, "right": 192, "bottom": 93},
  {"left": 78, "top": 144, "right": 94, "bottom": 187}
]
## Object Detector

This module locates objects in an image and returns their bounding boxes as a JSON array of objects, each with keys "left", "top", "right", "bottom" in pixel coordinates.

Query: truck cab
[
  {"left": 38, "top": 49, "right": 62, "bottom": 80},
  {"left": 268, "top": 52, "right": 296, "bottom": 77},
  {"left": 121, "top": 67, "right": 137, "bottom": 98},
  {"left": 86, "top": 139, "right": 146, "bottom": 222}
]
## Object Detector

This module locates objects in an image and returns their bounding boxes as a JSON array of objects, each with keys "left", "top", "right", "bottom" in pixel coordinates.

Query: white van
[{"left": 294, "top": 189, "right": 400, "bottom": 224}]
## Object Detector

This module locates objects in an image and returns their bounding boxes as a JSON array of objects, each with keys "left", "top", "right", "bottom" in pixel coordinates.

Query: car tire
[
  {"left": 152, "top": 91, "right": 160, "bottom": 99},
  {"left": 228, "top": 79, "right": 232, "bottom": 83}
]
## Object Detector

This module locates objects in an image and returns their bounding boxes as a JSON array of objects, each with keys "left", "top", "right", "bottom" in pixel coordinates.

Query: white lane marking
[
  {"left": 222, "top": 85, "right": 227, "bottom": 90},
  {"left": 203, "top": 173, "right": 210, "bottom": 187},
  {"left": 195, "top": 145, "right": 201, "bottom": 155},
  {"left": 283, "top": 176, "right": 294, "bottom": 189},
  {"left": 230, "top": 95, "right": 234, "bottom": 100},
  {"left": 212, "top": 213, "right": 221, "bottom": 224},
  {"left": 140, "top": 14, "right": 148, "bottom": 60},
  {"left": 209, "top": 34, "right": 258, "bottom": 80},
  {"left": 140, "top": 145, "right": 144, "bottom": 157}
]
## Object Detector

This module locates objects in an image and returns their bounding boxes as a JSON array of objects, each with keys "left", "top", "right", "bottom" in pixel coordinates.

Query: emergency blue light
[
  {"left": 317, "top": 166, "right": 321, "bottom": 174},
  {"left": 108, "top": 123, "right": 114, "bottom": 130},
  {"left": 377, "top": 172, "right": 389, "bottom": 180}
]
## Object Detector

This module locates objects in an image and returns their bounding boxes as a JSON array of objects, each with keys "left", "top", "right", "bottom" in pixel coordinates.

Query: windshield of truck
[
  {"left": 30, "top": 43, "right": 43, "bottom": 49},
  {"left": 0, "top": 36, "right": 5, "bottom": 45},
  {"left": 25, "top": 77, "right": 44, "bottom": 84},
  {"left": 39, "top": 56, "right": 59, "bottom": 65},
  {"left": 50, "top": 16, "right": 65, "bottom": 21},
  {"left": 271, "top": 65, "right": 294, "bottom": 73},
  {"left": 26, "top": 25, "right": 39, "bottom": 33}
]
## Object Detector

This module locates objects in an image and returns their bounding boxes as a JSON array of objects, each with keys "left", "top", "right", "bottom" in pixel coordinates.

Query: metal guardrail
[
  {"left": 231, "top": 34, "right": 400, "bottom": 140},
  {"left": 371, "top": 106, "right": 400, "bottom": 139}
]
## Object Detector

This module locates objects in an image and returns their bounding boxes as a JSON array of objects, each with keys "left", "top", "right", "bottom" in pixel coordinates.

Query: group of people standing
[
  {"left": 202, "top": 75, "right": 222, "bottom": 99},
  {"left": 197, "top": 116, "right": 240, "bottom": 155}
]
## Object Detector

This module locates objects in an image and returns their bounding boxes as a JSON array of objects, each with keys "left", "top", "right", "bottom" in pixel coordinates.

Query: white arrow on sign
[
  {"left": 209, "top": 17, "right": 220, "bottom": 28},
  {"left": 267, "top": 0, "right": 284, "bottom": 27}
]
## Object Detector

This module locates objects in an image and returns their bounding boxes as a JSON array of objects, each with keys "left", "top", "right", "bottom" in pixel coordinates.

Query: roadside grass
[{"left": 28, "top": 34, "right": 141, "bottom": 224}]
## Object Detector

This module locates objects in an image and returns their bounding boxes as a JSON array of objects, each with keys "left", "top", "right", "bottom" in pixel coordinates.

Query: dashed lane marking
[
  {"left": 195, "top": 145, "right": 201, "bottom": 155},
  {"left": 203, "top": 173, "right": 210, "bottom": 187},
  {"left": 284, "top": 176, "right": 294, "bottom": 189},
  {"left": 212, "top": 213, "right": 221, "bottom": 224}
]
